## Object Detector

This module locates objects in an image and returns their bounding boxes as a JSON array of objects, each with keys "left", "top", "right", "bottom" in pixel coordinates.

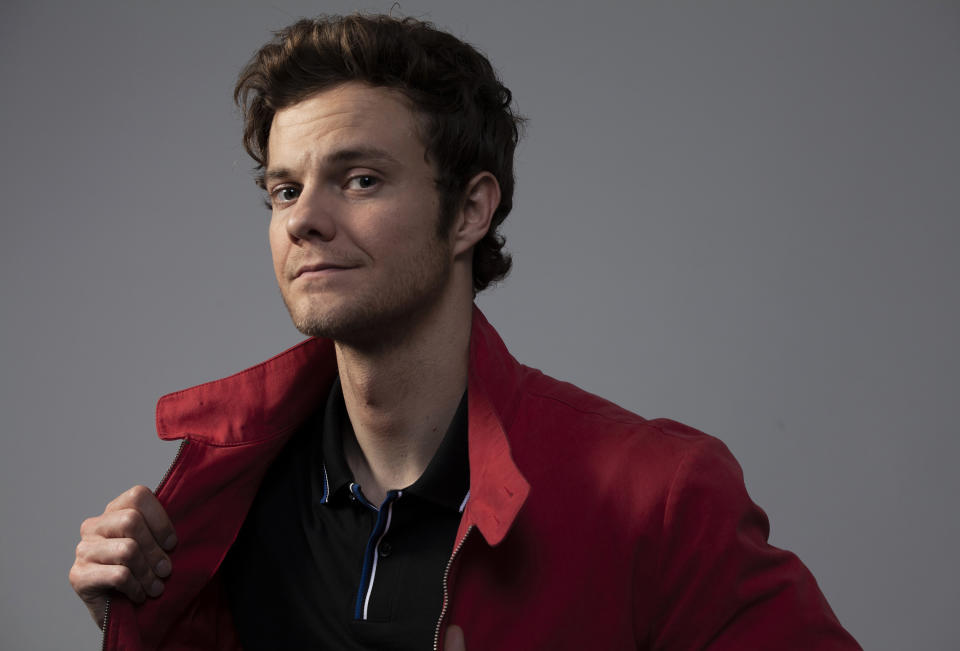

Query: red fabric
[{"left": 105, "top": 307, "right": 860, "bottom": 650}]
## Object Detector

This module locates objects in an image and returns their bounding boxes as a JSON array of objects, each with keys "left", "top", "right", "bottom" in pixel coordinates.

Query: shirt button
[{"left": 378, "top": 541, "right": 392, "bottom": 558}]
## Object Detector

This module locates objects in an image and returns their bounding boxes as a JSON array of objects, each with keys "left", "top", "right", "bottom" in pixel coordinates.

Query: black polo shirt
[{"left": 221, "top": 378, "right": 469, "bottom": 650}]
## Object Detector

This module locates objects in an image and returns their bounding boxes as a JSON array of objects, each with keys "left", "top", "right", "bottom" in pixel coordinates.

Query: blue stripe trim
[
  {"left": 350, "top": 483, "right": 378, "bottom": 511},
  {"left": 353, "top": 490, "right": 401, "bottom": 620}
]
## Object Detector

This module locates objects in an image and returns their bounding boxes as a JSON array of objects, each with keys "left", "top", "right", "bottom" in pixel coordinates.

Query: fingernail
[
  {"left": 148, "top": 580, "right": 164, "bottom": 597},
  {"left": 162, "top": 534, "right": 177, "bottom": 551},
  {"left": 155, "top": 559, "right": 171, "bottom": 577}
]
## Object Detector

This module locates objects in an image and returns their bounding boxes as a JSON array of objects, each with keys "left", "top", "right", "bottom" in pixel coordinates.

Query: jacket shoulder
[
  {"left": 506, "top": 365, "right": 742, "bottom": 515},
  {"left": 516, "top": 364, "right": 715, "bottom": 447}
]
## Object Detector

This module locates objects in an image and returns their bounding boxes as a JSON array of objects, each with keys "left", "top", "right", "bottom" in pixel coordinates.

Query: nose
[{"left": 284, "top": 186, "right": 336, "bottom": 243}]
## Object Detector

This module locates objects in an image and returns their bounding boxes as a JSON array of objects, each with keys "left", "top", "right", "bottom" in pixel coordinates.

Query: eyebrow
[{"left": 264, "top": 146, "right": 401, "bottom": 182}]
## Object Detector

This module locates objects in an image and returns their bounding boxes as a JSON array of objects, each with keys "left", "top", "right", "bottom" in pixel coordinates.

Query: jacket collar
[{"left": 155, "top": 305, "right": 530, "bottom": 546}]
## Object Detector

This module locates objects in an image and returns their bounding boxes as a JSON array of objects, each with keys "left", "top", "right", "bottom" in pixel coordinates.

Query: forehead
[{"left": 267, "top": 83, "right": 426, "bottom": 169}]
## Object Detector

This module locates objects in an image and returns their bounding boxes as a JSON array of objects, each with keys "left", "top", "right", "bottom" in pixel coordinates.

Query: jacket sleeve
[{"left": 645, "top": 435, "right": 862, "bottom": 650}]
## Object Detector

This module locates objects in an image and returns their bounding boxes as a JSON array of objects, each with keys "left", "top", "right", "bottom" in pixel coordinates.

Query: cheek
[{"left": 267, "top": 219, "right": 287, "bottom": 278}]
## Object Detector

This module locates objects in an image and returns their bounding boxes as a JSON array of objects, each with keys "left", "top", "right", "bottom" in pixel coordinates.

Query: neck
[{"left": 335, "top": 284, "right": 473, "bottom": 505}]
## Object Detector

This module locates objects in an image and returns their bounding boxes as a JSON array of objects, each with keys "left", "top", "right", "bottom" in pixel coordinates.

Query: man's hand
[
  {"left": 445, "top": 625, "right": 466, "bottom": 651},
  {"left": 68, "top": 485, "right": 177, "bottom": 627}
]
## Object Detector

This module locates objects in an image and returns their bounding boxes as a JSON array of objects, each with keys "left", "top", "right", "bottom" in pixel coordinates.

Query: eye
[
  {"left": 345, "top": 175, "right": 379, "bottom": 191},
  {"left": 270, "top": 185, "right": 301, "bottom": 206}
]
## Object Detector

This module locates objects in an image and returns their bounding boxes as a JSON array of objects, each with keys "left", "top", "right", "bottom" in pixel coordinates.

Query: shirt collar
[
  {"left": 316, "top": 376, "right": 469, "bottom": 511},
  {"left": 404, "top": 390, "right": 469, "bottom": 511}
]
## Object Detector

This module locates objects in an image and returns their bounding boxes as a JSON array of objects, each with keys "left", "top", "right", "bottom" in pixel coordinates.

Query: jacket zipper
[
  {"left": 99, "top": 597, "right": 111, "bottom": 651},
  {"left": 101, "top": 439, "right": 188, "bottom": 650},
  {"left": 433, "top": 524, "right": 474, "bottom": 651},
  {"left": 156, "top": 439, "right": 188, "bottom": 494}
]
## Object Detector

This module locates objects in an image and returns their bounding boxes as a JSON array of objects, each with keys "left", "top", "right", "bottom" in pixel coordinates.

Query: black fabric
[{"left": 220, "top": 378, "right": 468, "bottom": 651}]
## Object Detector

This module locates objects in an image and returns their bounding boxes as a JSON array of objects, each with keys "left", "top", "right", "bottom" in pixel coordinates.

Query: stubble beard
[{"left": 282, "top": 236, "right": 453, "bottom": 346}]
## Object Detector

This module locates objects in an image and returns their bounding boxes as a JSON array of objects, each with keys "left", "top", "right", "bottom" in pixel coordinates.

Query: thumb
[{"left": 444, "top": 624, "right": 466, "bottom": 651}]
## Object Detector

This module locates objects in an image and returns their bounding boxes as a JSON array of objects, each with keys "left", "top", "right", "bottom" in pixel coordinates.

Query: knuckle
[
  {"left": 116, "top": 508, "right": 140, "bottom": 532},
  {"left": 128, "top": 485, "right": 151, "bottom": 502},
  {"left": 115, "top": 538, "right": 139, "bottom": 562},
  {"left": 79, "top": 517, "right": 97, "bottom": 537},
  {"left": 68, "top": 563, "right": 93, "bottom": 590}
]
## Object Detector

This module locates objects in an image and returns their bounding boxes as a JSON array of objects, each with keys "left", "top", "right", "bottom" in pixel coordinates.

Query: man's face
[{"left": 265, "top": 83, "right": 453, "bottom": 343}]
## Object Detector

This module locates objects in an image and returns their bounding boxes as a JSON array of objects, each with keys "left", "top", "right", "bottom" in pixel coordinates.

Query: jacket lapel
[{"left": 461, "top": 306, "right": 531, "bottom": 546}]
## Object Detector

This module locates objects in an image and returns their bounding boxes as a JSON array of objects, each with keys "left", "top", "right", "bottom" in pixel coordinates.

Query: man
[{"left": 69, "top": 14, "right": 861, "bottom": 651}]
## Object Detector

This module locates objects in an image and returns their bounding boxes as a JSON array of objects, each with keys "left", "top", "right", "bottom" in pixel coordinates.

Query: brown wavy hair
[{"left": 234, "top": 14, "right": 524, "bottom": 293}]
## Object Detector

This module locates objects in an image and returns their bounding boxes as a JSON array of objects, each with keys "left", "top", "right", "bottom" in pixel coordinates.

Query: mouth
[{"left": 293, "top": 262, "right": 356, "bottom": 279}]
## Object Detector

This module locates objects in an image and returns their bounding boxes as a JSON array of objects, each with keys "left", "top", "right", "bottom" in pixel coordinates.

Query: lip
[{"left": 293, "top": 263, "right": 356, "bottom": 279}]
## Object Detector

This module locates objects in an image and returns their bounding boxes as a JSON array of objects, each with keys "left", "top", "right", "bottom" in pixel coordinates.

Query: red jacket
[{"left": 105, "top": 307, "right": 861, "bottom": 650}]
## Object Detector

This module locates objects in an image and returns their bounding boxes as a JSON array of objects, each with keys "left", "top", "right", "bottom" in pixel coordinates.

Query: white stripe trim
[
  {"left": 458, "top": 489, "right": 471, "bottom": 513},
  {"left": 321, "top": 465, "right": 329, "bottom": 503},
  {"left": 362, "top": 491, "right": 401, "bottom": 619}
]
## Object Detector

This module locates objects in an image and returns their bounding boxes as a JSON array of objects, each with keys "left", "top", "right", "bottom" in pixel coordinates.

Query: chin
[
  {"left": 285, "top": 282, "right": 450, "bottom": 346},
  {"left": 288, "top": 302, "right": 370, "bottom": 340}
]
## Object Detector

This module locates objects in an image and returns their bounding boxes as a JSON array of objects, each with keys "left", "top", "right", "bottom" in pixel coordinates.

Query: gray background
[{"left": 2, "top": 0, "right": 957, "bottom": 648}]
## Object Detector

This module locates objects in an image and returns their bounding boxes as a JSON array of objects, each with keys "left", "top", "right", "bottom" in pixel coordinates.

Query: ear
[{"left": 450, "top": 172, "right": 501, "bottom": 258}]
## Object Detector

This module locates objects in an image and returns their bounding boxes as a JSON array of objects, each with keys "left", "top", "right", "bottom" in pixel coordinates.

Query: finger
[
  {"left": 83, "top": 508, "right": 172, "bottom": 580},
  {"left": 444, "top": 625, "right": 466, "bottom": 651},
  {"left": 105, "top": 485, "right": 178, "bottom": 551},
  {"left": 70, "top": 559, "right": 149, "bottom": 605},
  {"left": 75, "top": 538, "right": 165, "bottom": 598}
]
